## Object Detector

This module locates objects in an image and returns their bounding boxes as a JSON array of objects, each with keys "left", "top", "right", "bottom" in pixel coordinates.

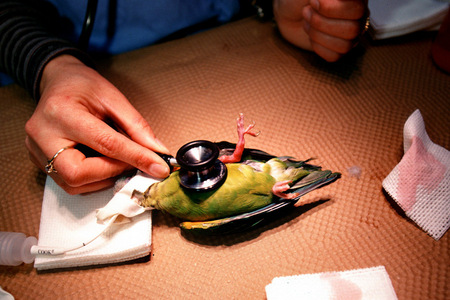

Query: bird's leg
[
  {"left": 272, "top": 180, "right": 300, "bottom": 200},
  {"left": 219, "top": 113, "right": 259, "bottom": 163}
]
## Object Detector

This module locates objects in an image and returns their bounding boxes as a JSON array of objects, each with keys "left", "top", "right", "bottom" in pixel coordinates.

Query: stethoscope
[{"left": 157, "top": 140, "right": 227, "bottom": 191}]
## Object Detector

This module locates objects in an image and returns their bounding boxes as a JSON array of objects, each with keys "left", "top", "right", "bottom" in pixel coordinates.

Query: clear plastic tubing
[{"left": 0, "top": 232, "right": 37, "bottom": 266}]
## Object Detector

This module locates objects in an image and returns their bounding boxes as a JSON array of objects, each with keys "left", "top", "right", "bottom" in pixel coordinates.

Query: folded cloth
[
  {"left": 368, "top": 0, "right": 449, "bottom": 40},
  {"left": 265, "top": 266, "right": 398, "bottom": 300},
  {"left": 96, "top": 173, "right": 154, "bottom": 223},
  {"left": 34, "top": 173, "right": 158, "bottom": 270},
  {"left": 383, "top": 109, "right": 450, "bottom": 240},
  {"left": 0, "top": 286, "right": 14, "bottom": 300}
]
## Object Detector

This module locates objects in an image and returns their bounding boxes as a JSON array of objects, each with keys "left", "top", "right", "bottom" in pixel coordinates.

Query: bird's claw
[
  {"left": 237, "top": 113, "right": 260, "bottom": 138},
  {"left": 245, "top": 122, "right": 260, "bottom": 137},
  {"left": 272, "top": 180, "right": 300, "bottom": 200}
]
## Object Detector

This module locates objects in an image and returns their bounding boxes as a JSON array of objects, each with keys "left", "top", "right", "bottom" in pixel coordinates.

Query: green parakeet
[{"left": 135, "top": 114, "right": 340, "bottom": 234}]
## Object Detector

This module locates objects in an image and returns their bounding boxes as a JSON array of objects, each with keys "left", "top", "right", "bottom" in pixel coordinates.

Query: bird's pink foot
[
  {"left": 219, "top": 114, "right": 259, "bottom": 163},
  {"left": 272, "top": 180, "right": 300, "bottom": 200},
  {"left": 238, "top": 113, "right": 259, "bottom": 139}
]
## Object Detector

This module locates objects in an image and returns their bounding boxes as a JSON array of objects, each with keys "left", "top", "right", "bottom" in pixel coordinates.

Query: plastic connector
[{"left": 0, "top": 232, "right": 38, "bottom": 266}]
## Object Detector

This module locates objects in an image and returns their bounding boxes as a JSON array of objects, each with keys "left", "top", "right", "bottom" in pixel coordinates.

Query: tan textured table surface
[{"left": 0, "top": 17, "right": 449, "bottom": 299}]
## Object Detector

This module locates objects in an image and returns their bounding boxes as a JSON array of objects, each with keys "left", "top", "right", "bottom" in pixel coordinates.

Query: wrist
[{"left": 39, "top": 55, "right": 86, "bottom": 96}]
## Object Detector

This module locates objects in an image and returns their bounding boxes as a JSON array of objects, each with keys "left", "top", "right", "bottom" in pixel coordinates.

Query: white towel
[
  {"left": 266, "top": 266, "right": 398, "bottom": 300},
  {"left": 368, "top": 0, "right": 449, "bottom": 39},
  {"left": 34, "top": 173, "right": 157, "bottom": 271},
  {"left": 383, "top": 110, "right": 450, "bottom": 240}
]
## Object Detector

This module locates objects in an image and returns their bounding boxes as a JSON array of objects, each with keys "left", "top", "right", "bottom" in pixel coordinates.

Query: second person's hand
[{"left": 274, "top": 0, "right": 367, "bottom": 62}]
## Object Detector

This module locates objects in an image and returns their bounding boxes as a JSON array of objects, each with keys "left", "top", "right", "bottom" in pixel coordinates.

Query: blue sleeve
[{"left": 47, "top": 0, "right": 241, "bottom": 54}]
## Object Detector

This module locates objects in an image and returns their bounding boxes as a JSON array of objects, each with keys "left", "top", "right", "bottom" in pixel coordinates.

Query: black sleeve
[{"left": 0, "top": 0, "right": 94, "bottom": 101}]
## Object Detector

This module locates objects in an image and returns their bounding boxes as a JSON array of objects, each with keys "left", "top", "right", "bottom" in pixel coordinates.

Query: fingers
[
  {"left": 25, "top": 134, "right": 133, "bottom": 190},
  {"left": 28, "top": 149, "right": 119, "bottom": 194},
  {"left": 74, "top": 74, "right": 172, "bottom": 176},
  {"left": 26, "top": 111, "right": 170, "bottom": 186},
  {"left": 100, "top": 93, "right": 171, "bottom": 155},
  {"left": 302, "top": 0, "right": 366, "bottom": 62},
  {"left": 309, "top": 41, "right": 347, "bottom": 63},
  {"left": 51, "top": 148, "right": 134, "bottom": 186},
  {"left": 304, "top": 5, "right": 360, "bottom": 40},
  {"left": 303, "top": 17, "right": 355, "bottom": 54},
  {"left": 25, "top": 98, "right": 170, "bottom": 194},
  {"left": 68, "top": 112, "right": 170, "bottom": 178}
]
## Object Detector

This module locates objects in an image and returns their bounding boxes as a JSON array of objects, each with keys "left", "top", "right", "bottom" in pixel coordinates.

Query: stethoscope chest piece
[{"left": 175, "top": 140, "right": 227, "bottom": 191}]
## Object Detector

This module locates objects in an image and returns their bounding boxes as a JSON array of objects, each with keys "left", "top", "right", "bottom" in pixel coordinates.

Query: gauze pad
[
  {"left": 382, "top": 109, "right": 449, "bottom": 240},
  {"left": 34, "top": 173, "right": 157, "bottom": 270},
  {"left": 266, "top": 266, "right": 398, "bottom": 300}
]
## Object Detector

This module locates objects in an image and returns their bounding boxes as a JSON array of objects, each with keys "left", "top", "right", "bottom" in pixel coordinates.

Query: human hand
[
  {"left": 25, "top": 55, "right": 171, "bottom": 194},
  {"left": 273, "top": 0, "right": 368, "bottom": 62}
]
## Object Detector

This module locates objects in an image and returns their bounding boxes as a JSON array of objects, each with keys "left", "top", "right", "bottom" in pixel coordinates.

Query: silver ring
[{"left": 45, "top": 146, "right": 73, "bottom": 174}]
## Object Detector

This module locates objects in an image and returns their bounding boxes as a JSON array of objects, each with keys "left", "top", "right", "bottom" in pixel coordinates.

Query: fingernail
[
  {"left": 149, "top": 163, "right": 170, "bottom": 178},
  {"left": 311, "top": 0, "right": 320, "bottom": 11},
  {"left": 303, "top": 6, "right": 313, "bottom": 22}
]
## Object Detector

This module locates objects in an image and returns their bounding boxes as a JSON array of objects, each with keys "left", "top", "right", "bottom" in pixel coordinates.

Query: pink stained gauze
[
  {"left": 382, "top": 109, "right": 449, "bottom": 240},
  {"left": 266, "top": 266, "right": 398, "bottom": 300}
]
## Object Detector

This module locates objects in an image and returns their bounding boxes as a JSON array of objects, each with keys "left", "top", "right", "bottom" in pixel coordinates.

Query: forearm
[{"left": 0, "top": 0, "right": 93, "bottom": 101}]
